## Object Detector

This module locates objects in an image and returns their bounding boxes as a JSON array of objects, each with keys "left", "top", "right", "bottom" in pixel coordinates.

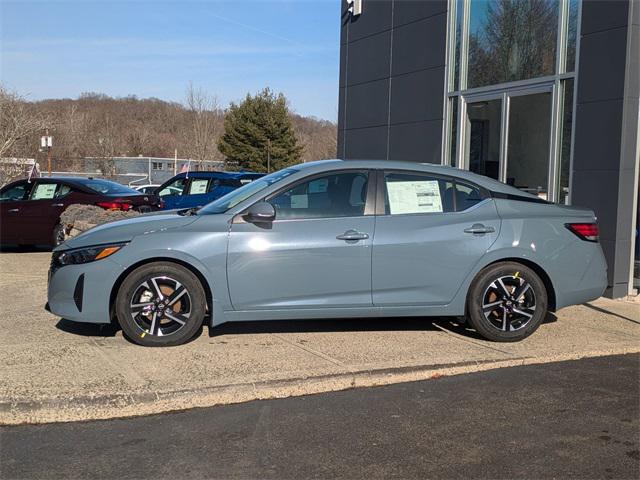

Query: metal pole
[
  {"left": 46, "top": 129, "right": 52, "bottom": 176},
  {"left": 174, "top": 149, "right": 177, "bottom": 175}
]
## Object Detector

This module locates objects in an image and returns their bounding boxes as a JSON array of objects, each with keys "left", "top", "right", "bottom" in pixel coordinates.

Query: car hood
[{"left": 58, "top": 212, "right": 203, "bottom": 250}]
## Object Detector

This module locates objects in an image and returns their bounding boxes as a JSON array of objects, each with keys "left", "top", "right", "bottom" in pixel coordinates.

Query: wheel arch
[
  {"left": 109, "top": 257, "right": 215, "bottom": 322},
  {"left": 471, "top": 257, "right": 557, "bottom": 312}
]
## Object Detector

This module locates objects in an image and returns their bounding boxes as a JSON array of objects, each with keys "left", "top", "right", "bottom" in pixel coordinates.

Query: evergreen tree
[{"left": 217, "top": 88, "right": 303, "bottom": 172}]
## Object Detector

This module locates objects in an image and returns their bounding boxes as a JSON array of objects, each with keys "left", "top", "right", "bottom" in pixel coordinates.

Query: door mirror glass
[{"left": 244, "top": 201, "right": 276, "bottom": 223}]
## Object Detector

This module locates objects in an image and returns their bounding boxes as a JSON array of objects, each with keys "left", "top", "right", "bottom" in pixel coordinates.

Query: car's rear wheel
[
  {"left": 115, "top": 262, "right": 206, "bottom": 347},
  {"left": 466, "top": 262, "right": 547, "bottom": 342}
]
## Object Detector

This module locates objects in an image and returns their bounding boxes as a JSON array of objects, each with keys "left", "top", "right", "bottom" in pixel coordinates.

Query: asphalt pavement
[{"left": 2, "top": 353, "right": 638, "bottom": 480}]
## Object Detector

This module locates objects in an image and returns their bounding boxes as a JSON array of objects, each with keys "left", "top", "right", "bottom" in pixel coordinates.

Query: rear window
[{"left": 80, "top": 179, "right": 138, "bottom": 195}]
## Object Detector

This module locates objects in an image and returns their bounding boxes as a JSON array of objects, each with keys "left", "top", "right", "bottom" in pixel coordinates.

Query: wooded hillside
[{"left": 3, "top": 89, "right": 337, "bottom": 168}]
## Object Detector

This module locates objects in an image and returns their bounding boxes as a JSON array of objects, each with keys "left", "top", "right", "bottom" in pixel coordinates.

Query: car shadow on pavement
[
  {"left": 55, "top": 319, "right": 120, "bottom": 338},
  {"left": 0, "top": 245, "right": 52, "bottom": 253},
  {"left": 207, "top": 313, "right": 559, "bottom": 341}
]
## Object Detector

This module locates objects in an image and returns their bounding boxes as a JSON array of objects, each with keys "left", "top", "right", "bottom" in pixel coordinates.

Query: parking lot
[{"left": 1, "top": 251, "right": 639, "bottom": 425}]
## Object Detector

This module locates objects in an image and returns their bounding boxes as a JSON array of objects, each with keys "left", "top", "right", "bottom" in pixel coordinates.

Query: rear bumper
[{"left": 555, "top": 245, "right": 608, "bottom": 309}]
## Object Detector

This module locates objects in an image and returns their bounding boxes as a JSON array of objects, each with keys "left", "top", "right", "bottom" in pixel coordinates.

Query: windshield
[
  {"left": 198, "top": 168, "right": 298, "bottom": 214},
  {"left": 81, "top": 179, "right": 139, "bottom": 195}
]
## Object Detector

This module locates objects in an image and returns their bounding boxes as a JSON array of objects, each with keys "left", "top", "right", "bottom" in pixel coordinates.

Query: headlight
[{"left": 52, "top": 243, "right": 127, "bottom": 268}]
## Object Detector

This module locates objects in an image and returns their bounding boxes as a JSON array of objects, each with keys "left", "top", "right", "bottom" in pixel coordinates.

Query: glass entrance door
[
  {"left": 461, "top": 86, "right": 554, "bottom": 200},
  {"left": 506, "top": 92, "right": 553, "bottom": 199},
  {"left": 465, "top": 98, "right": 502, "bottom": 180}
]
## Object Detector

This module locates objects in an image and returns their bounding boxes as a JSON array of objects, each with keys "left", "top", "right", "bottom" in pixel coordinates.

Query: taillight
[
  {"left": 566, "top": 223, "right": 599, "bottom": 242},
  {"left": 96, "top": 201, "right": 132, "bottom": 211}
]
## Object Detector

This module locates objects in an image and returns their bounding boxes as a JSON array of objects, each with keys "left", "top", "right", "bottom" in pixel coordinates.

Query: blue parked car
[
  {"left": 155, "top": 171, "right": 264, "bottom": 210},
  {"left": 47, "top": 160, "right": 607, "bottom": 347}
]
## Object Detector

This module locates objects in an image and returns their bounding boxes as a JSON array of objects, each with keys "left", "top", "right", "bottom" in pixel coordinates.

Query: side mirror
[{"left": 244, "top": 201, "right": 276, "bottom": 224}]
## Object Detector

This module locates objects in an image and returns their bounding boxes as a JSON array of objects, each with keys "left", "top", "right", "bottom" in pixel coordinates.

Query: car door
[
  {"left": 181, "top": 177, "right": 212, "bottom": 208},
  {"left": 372, "top": 170, "right": 500, "bottom": 306},
  {"left": 18, "top": 180, "right": 71, "bottom": 244},
  {"left": 157, "top": 177, "right": 188, "bottom": 210},
  {"left": 227, "top": 170, "right": 375, "bottom": 310},
  {"left": 0, "top": 180, "right": 33, "bottom": 245}
]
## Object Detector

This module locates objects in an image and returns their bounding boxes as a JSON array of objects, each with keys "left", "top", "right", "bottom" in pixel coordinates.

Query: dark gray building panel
[
  {"left": 391, "top": 14, "right": 447, "bottom": 76},
  {"left": 390, "top": 68, "right": 445, "bottom": 124},
  {"left": 344, "top": 79, "right": 390, "bottom": 130},
  {"left": 572, "top": 0, "right": 638, "bottom": 296},
  {"left": 345, "top": 0, "right": 392, "bottom": 42},
  {"left": 577, "top": 27, "right": 628, "bottom": 103},
  {"left": 343, "top": 31, "right": 391, "bottom": 86},
  {"left": 388, "top": 120, "right": 442, "bottom": 163},
  {"left": 580, "top": 0, "right": 631, "bottom": 34},
  {"left": 344, "top": 126, "right": 389, "bottom": 160},
  {"left": 392, "top": 0, "right": 447, "bottom": 27}
]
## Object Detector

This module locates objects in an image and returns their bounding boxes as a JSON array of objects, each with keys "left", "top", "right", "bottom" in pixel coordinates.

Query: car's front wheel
[
  {"left": 115, "top": 262, "right": 207, "bottom": 347},
  {"left": 466, "top": 262, "right": 548, "bottom": 342}
]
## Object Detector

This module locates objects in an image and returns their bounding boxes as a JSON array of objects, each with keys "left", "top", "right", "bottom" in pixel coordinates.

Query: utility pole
[
  {"left": 41, "top": 130, "right": 53, "bottom": 176},
  {"left": 267, "top": 138, "right": 271, "bottom": 173}
]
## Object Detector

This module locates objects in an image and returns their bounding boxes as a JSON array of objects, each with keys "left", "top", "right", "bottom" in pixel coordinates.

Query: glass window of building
[{"left": 467, "top": 0, "right": 559, "bottom": 88}]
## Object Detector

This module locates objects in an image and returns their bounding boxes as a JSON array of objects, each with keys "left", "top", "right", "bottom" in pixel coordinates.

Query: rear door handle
[
  {"left": 52, "top": 203, "right": 64, "bottom": 207},
  {"left": 464, "top": 223, "right": 495, "bottom": 235},
  {"left": 8, "top": 208, "right": 19, "bottom": 213},
  {"left": 336, "top": 230, "right": 369, "bottom": 241}
]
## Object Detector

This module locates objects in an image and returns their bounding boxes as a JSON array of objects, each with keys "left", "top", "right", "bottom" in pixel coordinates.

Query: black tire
[
  {"left": 115, "top": 262, "right": 207, "bottom": 347},
  {"left": 52, "top": 223, "right": 66, "bottom": 246},
  {"left": 466, "top": 262, "right": 547, "bottom": 342}
]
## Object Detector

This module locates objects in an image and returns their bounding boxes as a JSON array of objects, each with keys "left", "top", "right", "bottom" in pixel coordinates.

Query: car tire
[
  {"left": 115, "top": 262, "right": 207, "bottom": 347},
  {"left": 466, "top": 262, "right": 547, "bottom": 342},
  {"left": 52, "top": 223, "right": 66, "bottom": 247}
]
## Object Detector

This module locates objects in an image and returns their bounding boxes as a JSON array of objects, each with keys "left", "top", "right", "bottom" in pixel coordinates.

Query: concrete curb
[{"left": 2, "top": 347, "right": 639, "bottom": 425}]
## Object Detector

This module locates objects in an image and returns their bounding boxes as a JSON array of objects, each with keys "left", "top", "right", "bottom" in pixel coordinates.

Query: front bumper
[{"left": 46, "top": 257, "right": 125, "bottom": 324}]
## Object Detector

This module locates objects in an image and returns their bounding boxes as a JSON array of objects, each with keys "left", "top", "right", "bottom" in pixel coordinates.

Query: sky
[{"left": 0, "top": 0, "right": 341, "bottom": 121}]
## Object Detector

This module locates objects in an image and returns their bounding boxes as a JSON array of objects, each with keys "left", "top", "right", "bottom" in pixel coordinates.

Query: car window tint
[
  {"left": 159, "top": 178, "right": 187, "bottom": 197},
  {"left": 384, "top": 173, "right": 454, "bottom": 215},
  {"left": 31, "top": 183, "right": 58, "bottom": 200},
  {"left": 55, "top": 184, "right": 72, "bottom": 198},
  {"left": 269, "top": 171, "right": 369, "bottom": 220},
  {"left": 0, "top": 182, "right": 29, "bottom": 201},
  {"left": 454, "top": 181, "right": 484, "bottom": 211},
  {"left": 189, "top": 179, "right": 209, "bottom": 195}
]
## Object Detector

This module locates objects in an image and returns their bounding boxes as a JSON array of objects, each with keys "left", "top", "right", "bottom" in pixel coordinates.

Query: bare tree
[
  {"left": 185, "top": 83, "right": 221, "bottom": 167},
  {"left": 0, "top": 85, "right": 50, "bottom": 157}
]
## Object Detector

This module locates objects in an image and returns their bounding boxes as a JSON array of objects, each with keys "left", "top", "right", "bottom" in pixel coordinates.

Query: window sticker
[
  {"left": 189, "top": 179, "right": 209, "bottom": 195},
  {"left": 308, "top": 178, "right": 329, "bottom": 194},
  {"left": 387, "top": 180, "right": 443, "bottom": 214},
  {"left": 32, "top": 183, "right": 57, "bottom": 200},
  {"left": 290, "top": 194, "right": 308, "bottom": 209}
]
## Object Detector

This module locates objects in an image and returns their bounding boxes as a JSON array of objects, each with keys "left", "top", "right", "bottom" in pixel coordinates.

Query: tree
[
  {"left": 0, "top": 85, "right": 50, "bottom": 158},
  {"left": 217, "top": 88, "right": 303, "bottom": 172},
  {"left": 185, "top": 83, "right": 221, "bottom": 167}
]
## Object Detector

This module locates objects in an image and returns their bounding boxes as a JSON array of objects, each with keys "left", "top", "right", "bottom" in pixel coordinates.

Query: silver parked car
[{"left": 47, "top": 160, "right": 607, "bottom": 347}]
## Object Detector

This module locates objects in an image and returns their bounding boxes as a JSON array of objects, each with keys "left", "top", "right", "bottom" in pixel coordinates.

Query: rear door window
[
  {"left": 383, "top": 172, "right": 454, "bottom": 215},
  {"left": 30, "top": 182, "right": 59, "bottom": 200},
  {"left": 188, "top": 179, "right": 210, "bottom": 195}
]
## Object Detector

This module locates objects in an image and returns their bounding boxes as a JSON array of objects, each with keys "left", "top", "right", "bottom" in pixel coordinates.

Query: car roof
[
  {"left": 170, "top": 171, "right": 264, "bottom": 180},
  {"left": 292, "top": 159, "right": 540, "bottom": 199}
]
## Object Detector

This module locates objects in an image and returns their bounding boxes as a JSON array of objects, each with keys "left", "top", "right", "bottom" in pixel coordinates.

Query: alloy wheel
[
  {"left": 129, "top": 276, "right": 192, "bottom": 337},
  {"left": 481, "top": 275, "right": 537, "bottom": 332}
]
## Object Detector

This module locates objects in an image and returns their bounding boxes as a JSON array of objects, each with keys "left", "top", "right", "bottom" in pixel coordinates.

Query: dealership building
[{"left": 338, "top": 0, "right": 639, "bottom": 298}]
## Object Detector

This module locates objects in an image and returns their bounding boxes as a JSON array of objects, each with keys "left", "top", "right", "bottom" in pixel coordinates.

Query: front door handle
[
  {"left": 464, "top": 223, "right": 495, "bottom": 235},
  {"left": 8, "top": 208, "right": 19, "bottom": 213},
  {"left": 336, "top": 230, "right": 369, "bottom": 241},
  {"left": 52, "top": 203, "right": 64, "bottom": 207}
]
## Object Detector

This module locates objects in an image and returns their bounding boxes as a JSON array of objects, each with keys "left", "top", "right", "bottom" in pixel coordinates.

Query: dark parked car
[
  {"left": 156, "top": 171, "right": 264, "bottom": 210},
  {"left": 0, "top": 177, "right": 162, "bottom": 247}
]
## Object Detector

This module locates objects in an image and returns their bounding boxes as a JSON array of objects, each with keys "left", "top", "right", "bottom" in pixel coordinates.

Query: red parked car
[{"left": 0, "top": 177, "right": 162, "bottom": 247}]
